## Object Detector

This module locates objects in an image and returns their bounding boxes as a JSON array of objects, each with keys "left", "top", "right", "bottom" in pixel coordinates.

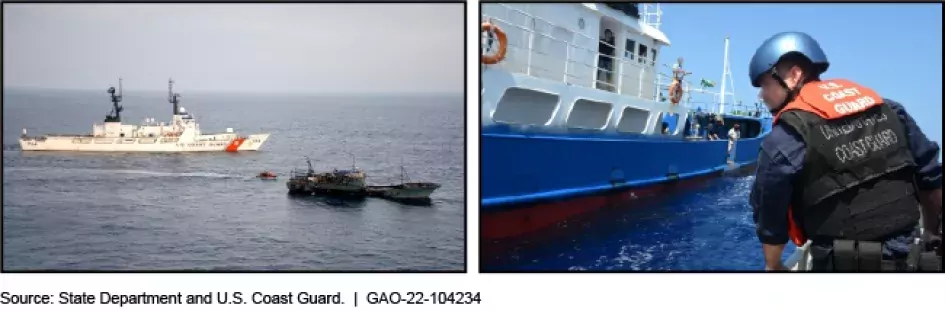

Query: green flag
[{"left": 700, "top": 79, "right": 715, "bottom": 88}]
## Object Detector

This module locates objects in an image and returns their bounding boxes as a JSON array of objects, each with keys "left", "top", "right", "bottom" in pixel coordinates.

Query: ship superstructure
[{"left": 19, "top": 78, "right": 270, "bottom": 152}]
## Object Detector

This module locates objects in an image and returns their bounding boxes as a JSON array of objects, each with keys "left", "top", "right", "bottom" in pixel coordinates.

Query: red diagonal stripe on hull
[{"left": 225, "top": 137, "right": 246, "bottom": 152}]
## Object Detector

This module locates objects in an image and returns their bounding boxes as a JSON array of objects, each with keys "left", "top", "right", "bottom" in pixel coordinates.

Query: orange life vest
[{"left": 773, "top": 79, "right": 885, "bottom": 246}]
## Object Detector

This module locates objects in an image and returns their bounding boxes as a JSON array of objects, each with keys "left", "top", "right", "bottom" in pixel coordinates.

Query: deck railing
[
  {"left": 483, "top": 5, "right": 660, "bottom": 100},
  {"left": 641, "top": 3, "right": 662, "bottom": 30},
  {"left": 483, "top": 4, "right": 770, "bottom": 119},
  {"left": 484, "top": 4, "right": 715, "bottom": 111}
]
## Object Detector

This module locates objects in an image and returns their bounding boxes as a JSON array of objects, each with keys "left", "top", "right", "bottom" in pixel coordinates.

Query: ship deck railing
[
  {"left": 34, "top": 134, "right": 95, "bottom": 138},
  {"left": 288, "top": 169, "right": 312, "bottom": 178},
  {"left": 481, "top": 5, "right": 676, "bottom": 102},
  {"left": 482, "top": 4, "right": 770, "bottom": 117}
]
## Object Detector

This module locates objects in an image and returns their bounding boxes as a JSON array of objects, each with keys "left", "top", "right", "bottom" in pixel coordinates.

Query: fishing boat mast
[
  {"left": 400, "top": 156, "right": 408, "bottom": 184},
  {"left": 718, "top": 37, "right": 736, "bottom": 114},
  {"left": 305, "top": 156, "right": 315, "bottom": 174}
]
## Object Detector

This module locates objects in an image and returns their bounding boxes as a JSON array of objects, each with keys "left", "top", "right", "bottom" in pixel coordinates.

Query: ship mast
[
  {"left": 718, "top": 37, "right": 736, "bottom": 115},
  {"left": 341, "top": 141, "right": 356, "bottom": 170},
  {"left": 400, "top": 156, "right": 410, "bottom": 184},
  {"left": 168, "top": 78, "right": 182, "bottom": 116},
  {"left": 104, "top": 78, "right": 124, "bottom": 123},
  {"left": 305, "top": 156, "right": 314, "bottom": 174}
]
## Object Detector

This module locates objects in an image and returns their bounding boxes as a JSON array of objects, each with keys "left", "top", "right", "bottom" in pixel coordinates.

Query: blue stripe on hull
[{"left": 481, "top": 126, "right": 766, "bottom": 208}]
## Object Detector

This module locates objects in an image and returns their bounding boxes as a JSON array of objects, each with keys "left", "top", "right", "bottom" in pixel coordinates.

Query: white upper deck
[
  {"left": 481, "top": 3, "right": 678, "bottom": 102},
  {"left": 583, "top": 3, "right": 670, "bottom": 46},
  {"left": 483, "top": 3, "right": 755, "bottom": 119},
  {"left": 480, "top": 3, "right": 770, "bottom": 138}
]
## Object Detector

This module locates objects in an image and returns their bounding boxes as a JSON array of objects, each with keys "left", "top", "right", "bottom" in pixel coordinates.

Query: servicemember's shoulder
[
  {"left": 761, "top": 123, "right": 807, "bottom": 171},
  {"left": 883, "top": 98, "right": 910, "bottom": 114},
  {"left": 882, "top": 97, "right": 942, "bottom": 190}
]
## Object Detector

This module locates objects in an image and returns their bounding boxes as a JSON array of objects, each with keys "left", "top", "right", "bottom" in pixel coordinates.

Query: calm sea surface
[
  {"left": 484, "top": 174, "right": 799, "bottom": 271},
  {"left": 3, "top": 88, "right": 465, "bottom": 271}
]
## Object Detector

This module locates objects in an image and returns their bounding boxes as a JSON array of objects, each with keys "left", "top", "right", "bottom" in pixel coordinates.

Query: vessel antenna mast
[
  {"left": 400, "top": 155, "right": 406, "bottom": 184},
  {"left": 340, "top": 140, "right": 356, "bottom": 170},
  {"left": 104, "top": 77, "right": 124, "bottom": 122},
  {"left": 305, "top": 156, "right": 314, "bottom": 174},
  {"left": 168, "top": 78, "right": 182, "bottom": 116},
  {"left": 718, "top": 37, "right": 737, "bottom": 115}
]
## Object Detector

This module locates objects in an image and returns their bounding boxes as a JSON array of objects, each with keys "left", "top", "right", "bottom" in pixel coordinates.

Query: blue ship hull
[{"left": 480, "top": 116, "right": 772, "bottom": 242}]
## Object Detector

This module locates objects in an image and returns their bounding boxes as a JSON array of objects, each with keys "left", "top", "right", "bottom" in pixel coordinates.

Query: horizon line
[{"left": 2, "top": 85, "right": 463, "bottom": 96}]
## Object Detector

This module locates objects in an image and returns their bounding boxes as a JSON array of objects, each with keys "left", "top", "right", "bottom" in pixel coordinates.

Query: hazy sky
[{"left": 3, "top": 3, "right": 464, "bottom": 94}]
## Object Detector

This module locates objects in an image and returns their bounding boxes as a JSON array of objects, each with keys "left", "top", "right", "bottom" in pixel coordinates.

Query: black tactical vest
[{"left": 776, "top": 100, "right": 920, "bottom": 242}]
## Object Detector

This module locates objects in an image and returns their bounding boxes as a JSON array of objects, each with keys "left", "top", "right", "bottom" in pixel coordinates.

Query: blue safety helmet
[{"left": 748, "top": 32, "right": 829, "bottom": 87}]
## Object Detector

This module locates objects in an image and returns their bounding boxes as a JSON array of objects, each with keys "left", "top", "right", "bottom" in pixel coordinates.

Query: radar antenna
[
  {"left": 104, "top": 78, "right": 124, "bottom": 122},
  {"left": 168, "top": 78, "right": 182, "bottom": 115}
]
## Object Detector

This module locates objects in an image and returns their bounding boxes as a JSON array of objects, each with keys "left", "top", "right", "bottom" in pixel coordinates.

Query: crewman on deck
[
  {"left": 747, "top": 32, "right": 942, "bottom": 271},
  {"left": 727, "top": 123, "right": 740, "bottom": 158}
]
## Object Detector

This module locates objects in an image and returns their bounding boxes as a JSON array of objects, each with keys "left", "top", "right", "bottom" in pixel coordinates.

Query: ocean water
[
  {"left": 2, "top": 88, "right": 465, "bottom": 271},
  {"left": 484, "top": 174, "right": 798, "bottom": 271}
]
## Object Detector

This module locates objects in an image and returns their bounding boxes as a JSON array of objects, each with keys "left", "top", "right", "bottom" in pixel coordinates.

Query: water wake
[{"left": 4, "top": 167, "right": 245, "bottom": 179}]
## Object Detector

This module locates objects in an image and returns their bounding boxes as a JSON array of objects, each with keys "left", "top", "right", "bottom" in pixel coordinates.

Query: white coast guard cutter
[{"left": 18, "top": 79, "right": 271, "bottom": 152}]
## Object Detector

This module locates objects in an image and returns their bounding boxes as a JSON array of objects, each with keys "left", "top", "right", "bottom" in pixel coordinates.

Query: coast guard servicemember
[{"left": 747, "top": 32, "right": 942, "bottom": 271}]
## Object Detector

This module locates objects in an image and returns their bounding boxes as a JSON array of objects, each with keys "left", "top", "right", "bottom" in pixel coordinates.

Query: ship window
[
  {"left": 624, "top": 39, "right": 636, "bottom": 59},
  {"left": 638, "top": 43, "right": 648, "bottom": 64},
  {"left": 651, "top": 48, "right": 658, "bottom": 66}
]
